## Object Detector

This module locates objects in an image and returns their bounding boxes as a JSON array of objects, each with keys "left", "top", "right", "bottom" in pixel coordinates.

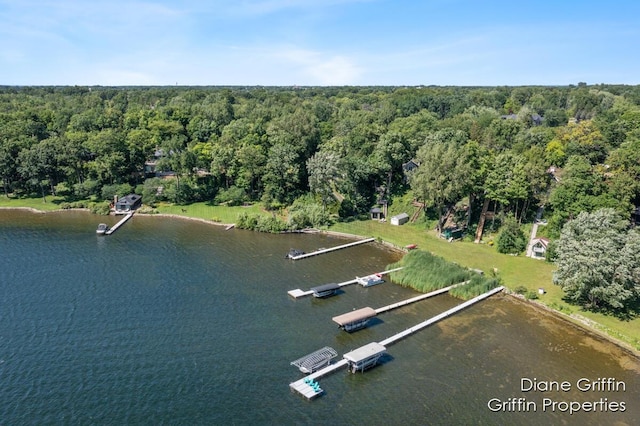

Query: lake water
[{"left": 0, "top": 210, "right": 638, "bottom": 425}]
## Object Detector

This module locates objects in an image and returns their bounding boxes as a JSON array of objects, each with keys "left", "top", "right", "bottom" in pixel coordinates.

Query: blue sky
[{"left": 1, "top": 0, "right": 639, "bottom": 86}]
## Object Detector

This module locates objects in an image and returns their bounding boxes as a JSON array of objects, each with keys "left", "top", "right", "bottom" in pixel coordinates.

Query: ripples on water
[{"left": 0, "top": 210, "right": 638, "bottom": 425}]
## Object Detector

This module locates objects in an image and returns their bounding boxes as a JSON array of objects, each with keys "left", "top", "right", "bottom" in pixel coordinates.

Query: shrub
[
  {"left": 214, "top": 186, "right": 247, "bottom": 206},
  {"left": 496, "top": 215, "right": 527, "bottom": 254},
  {"left": 513, "top": 285, "right": 528, "bottom": 295},
  {"left": 89, "top": 201, "right": 111, "bottom": 215}
]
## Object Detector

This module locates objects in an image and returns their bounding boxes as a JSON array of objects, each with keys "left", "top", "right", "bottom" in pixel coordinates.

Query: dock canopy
[
  {"left": 310, "top": 283, "right": 340, "bottom": 295},
  {"left": 332, "top": 307, "right": 376, "bottom": 327},
  {"left": 343, "top": 342, "right": 386, "bottom": 373}
]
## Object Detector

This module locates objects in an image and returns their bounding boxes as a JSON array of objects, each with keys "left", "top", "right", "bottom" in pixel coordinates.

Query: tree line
[
  {"left": 1, "top": 84, "right": 640, "bottom": 235},
  {"left": 3, "top": 84, "right": 640, "bottom": 313}
]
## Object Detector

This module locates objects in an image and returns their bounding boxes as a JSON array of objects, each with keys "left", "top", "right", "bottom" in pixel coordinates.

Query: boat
[
  {"left": 310, "top": 283, "right": 340, "bottom": 298},
  {"left": 96, "top": 223, "right": 109, "bottom": 235},
  {"left": 285, "top": 249, "right": 305, "bottom": 259},
  {"left": 405, "top": 243, "right": 418, "bottom": 250},
  {"left": 356, "top": 273, "right": 384, "bottom": 287}
]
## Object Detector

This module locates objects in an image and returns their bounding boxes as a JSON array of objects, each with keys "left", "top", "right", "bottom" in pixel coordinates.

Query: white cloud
[{"left": 269, "top": 47, "right": 362, "bottom": 85}]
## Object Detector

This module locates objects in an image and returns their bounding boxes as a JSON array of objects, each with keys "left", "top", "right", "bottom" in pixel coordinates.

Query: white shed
[{"left": 390, "top": 213, "right": 409, "bottom": 226}]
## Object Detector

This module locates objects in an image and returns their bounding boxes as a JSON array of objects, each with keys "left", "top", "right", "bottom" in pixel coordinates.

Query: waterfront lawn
[
  {"left": 153, "top": 202, "right": 268, "bottom": 224},
  {"left": 330, "top": 219, "right": 640, "bottom": 351},
  {"left": 0, "top": 195, "right": 67, "bottom": 211}
]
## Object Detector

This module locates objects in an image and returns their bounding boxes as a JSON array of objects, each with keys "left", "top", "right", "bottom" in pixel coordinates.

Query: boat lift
[{"left": 290, "top": 346, "right": 338, "bottom": 374}]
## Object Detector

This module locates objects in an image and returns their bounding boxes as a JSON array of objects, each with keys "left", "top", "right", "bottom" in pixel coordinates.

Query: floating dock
[
  {"left": 289, "top": 286, "right": 505, "bottom": 400},
  {"left": 287, "top": 267, "right": 403, "bottom": 298},
  {"left": 288, "top": 238, "right": 375, "bottom": 260},
  {"left": 105, "top": 212, "right": 133, "bottom": 235}
]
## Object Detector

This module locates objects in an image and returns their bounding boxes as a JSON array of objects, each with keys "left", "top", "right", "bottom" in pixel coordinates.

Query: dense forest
[{"left": 2, "top": 84, "right": 640, "bottom": 239}]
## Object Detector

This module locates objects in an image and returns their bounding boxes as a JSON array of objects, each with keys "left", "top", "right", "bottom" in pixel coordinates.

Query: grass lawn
[
  {"left": 0, "top": 195, "right": 67, "bottom": 211},
  {"left": 330, "top": 219, "right": 640, "bottom": 352},
  {"left": 152, "top": 201, "right": 267, "bottom": 224}
]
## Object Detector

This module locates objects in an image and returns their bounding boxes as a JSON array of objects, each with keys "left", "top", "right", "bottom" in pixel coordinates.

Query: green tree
[
  {"left": 410, "top": 141, "right": 470, "bottom": 232},
  {"left": 553, "top": 208, "right": 640, "bottom": 312},
  {"left": 306, "top": 151, "right": 342, "bottom": 210},
  {"left": 495, "top": 215, "right": 527, "bottom": 254}
]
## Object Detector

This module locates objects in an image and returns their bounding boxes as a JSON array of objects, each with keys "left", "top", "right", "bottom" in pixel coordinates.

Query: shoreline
[{"left": 2, "top": 206, "right": 638, "bottom": 357}]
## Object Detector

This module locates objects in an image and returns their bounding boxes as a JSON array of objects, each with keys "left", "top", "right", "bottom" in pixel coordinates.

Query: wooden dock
[
  {"left": 105, "top": 212, "right": 133, "bottom": 235},
  {"left": 287, "top": 267, "right": 404, "bottom": 298},
  {"left": 288, "top": 237, "right": 376, "bottom": 260}
]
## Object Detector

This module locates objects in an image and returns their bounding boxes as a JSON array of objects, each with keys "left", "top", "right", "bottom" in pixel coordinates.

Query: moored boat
[
  {"left": 96, "top": 223, "right": 109, "bottom": 235},
  {"left": 356, "top": 273, "right": 384, "bottom": 287},
  {"left": 285, "top": 248, "right": 305, "bottom": 259}
]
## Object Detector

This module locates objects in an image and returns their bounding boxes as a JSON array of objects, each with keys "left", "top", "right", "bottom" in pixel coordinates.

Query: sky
[{"left": 0, "top": 0, "right": 639, "bottom": 86}]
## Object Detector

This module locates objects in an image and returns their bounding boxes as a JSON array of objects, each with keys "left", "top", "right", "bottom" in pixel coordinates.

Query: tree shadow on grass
[{"left": 574, "top": 297, "right": 640, "bottom": 322}]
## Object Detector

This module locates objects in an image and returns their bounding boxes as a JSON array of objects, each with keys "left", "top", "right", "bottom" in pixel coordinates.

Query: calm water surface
[{"left": 0, "top": 210, "right": 638, "bottom": 425}]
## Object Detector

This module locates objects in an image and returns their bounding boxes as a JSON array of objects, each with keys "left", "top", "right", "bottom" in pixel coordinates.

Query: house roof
[
  {"left": 391, "top": 213, "right": 409, "bottom": 220},
  {"left": 116, "top": 194, "right": 142, "bottom": 206},
  {"left": 532, "top": 237, "right": 550, "bottom": 248}
]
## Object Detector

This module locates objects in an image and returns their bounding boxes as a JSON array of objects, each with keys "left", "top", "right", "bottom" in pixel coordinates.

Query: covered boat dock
[
  {"left": 332, "top": 307, "right": 377, "bottom": 332},
  {"left": 343, "top": 342, "right": 387, "bottom": 373},
  {"left": 310, "top": 283, "right": 340, "bottom": 298}
]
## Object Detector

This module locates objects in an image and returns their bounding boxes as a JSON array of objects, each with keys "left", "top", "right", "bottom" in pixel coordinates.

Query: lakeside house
[
  {"left": 529, "top": 237, "right": 550, "bottom": 259},
  {"left": 114, "top": 194, "right": 142, "bottom": 214}
]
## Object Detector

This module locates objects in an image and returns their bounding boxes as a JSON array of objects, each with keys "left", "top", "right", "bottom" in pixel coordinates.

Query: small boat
[
  {"left": 96, "top": 223, "right": 109, "bottom": 235},
  {"left": 310, "top": 283, "right": 340, "bottom": 298},
  {"left": 356, "top": 273, "right": 384, "bottom": 287},
  {"left": 405, "top": 243, "right": 418, "bottom": 250},
  {"left": 285, "top": 248, "right": 305, "bottom": 259}
]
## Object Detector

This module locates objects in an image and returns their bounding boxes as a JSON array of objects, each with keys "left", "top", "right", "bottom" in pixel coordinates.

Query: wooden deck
[
  {"left": 287, "top": 267, "right": 404, "bottom": 298},
  {"left": 105, "top": 212, "right": 133, "bottom": 235},
  {"left": 288, "top": 238, "right": 375, "bottom": 260}
]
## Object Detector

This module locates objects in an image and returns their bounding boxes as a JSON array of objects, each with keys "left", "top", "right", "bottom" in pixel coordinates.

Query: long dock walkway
[
  {"left": 373, "top": 282, "right": 466, "bottom": 314},
  {"left": 379, "top": 286, "right": 504, "bottom": 346},
  {"left": 289, "top": 237, "right": 375, "bottom": 260},
  {"left": 289, "top": 286, "right": 504, "bottom": 399},
  {"left": 105, "top": 212, "right": 133, "bottom": 235},
  {"left": 287, "top": 267, "right": 404, "bottom": 298}
]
